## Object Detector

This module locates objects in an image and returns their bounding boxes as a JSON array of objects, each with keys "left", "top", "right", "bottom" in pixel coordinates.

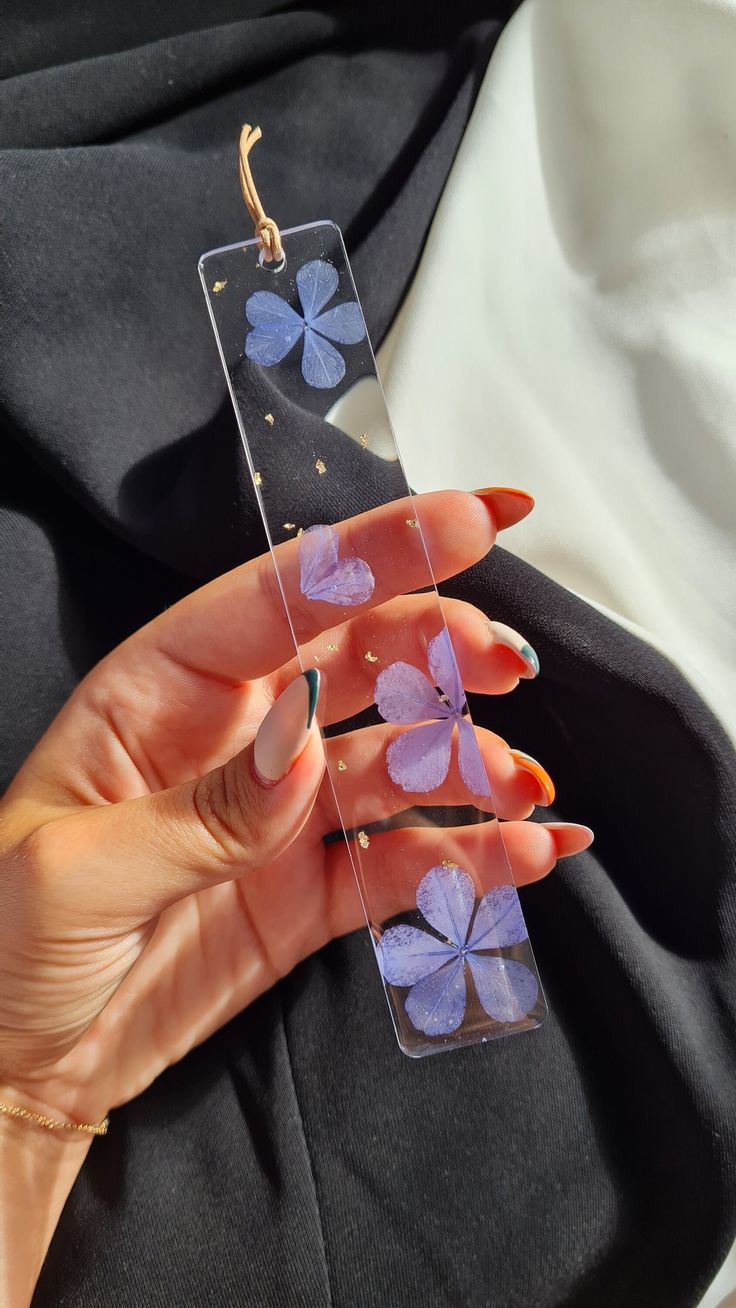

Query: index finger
[{"left": 144, "top": 490, "right": 503, "bottom": 683}]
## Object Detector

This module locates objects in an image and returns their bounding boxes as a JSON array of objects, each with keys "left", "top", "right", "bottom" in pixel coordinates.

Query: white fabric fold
[{"left": 379, "top": 0, "right": 736, "bottom": 744}]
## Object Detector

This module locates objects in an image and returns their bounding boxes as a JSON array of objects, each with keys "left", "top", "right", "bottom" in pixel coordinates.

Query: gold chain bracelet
[{"left": 0, "top": 1100, "right": 109, "bottom": 1136}]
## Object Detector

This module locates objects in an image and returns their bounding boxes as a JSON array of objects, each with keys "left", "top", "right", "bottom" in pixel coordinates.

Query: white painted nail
[
  {"left": 253, "top": 670, "right": 320, "bottom": 785},
  {"left": 489, "top": 621, "right": 540, "bottom": 678}
]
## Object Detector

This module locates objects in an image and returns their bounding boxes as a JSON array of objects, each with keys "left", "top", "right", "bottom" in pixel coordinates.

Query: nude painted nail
[
  {"left": 473, "top": 487, "right": 535, "bottom": 530},
  {"left": 544, "top": 822, "right": 594, "bottom": 855},
  {"left": 489, "top": 620, "right": 540, "bottom": 679},
  {"left": 253, "top": 670, "right": 320, "bottom": 784},
  {"left": 510, "top": 749, "right": 555, "bottom": 806}
]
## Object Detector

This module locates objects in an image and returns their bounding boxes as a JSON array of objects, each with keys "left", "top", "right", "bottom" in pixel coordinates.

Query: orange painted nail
[
  {"left": 510, "top": 749, "right": 555, "bottom": 806},
  {"left": 473, "top": 487, "right": 535, "bottom": 530}
]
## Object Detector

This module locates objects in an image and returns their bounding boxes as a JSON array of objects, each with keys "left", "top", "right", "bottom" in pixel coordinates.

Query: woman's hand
[{"left": 0, "top": 490, "right": 591, "bottom": 1304}]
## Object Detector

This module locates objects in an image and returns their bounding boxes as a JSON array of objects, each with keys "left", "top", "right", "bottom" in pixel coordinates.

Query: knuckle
[
  {"left": 16, "top": 820, "right": 63, "bottom": 888},
  {"left": 0, "top": 799, "right": 41, "bottom": 862},
  {"left": 254, "top": 556, "right": 297, "bottom": 644},
  {"left": 0, "top": 820, "right": 68, "bottom": 938},
  {"left": 254, "top": 552, "right": 282, "bottom": 615},
  {"left": 345, "top": 614, "right": 375, "bottom": 691},
  {"left": 190, "top": 760, "right": 263, "bottom": 866}
]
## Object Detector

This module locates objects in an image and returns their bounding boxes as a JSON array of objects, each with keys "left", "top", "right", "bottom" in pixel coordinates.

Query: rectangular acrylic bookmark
[{"left": 199, "top": 215, "right": 546, "bottom": 1057}]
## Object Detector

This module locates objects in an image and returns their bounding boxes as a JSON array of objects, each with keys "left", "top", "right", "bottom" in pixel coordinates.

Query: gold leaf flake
[
  {"left": 326, "top": 642, "right": 338, "bottom": 651},
  {"left": 264, "top": 413, "right": 275, "bottom": 426},
  {"left": 337, "top": 759, "right": 347, "bottom": 772},
  {"left": 296, "top": 527, "right": 304, "bottom": 539},
  {"left": 364, "top": 650, "right": 378, "bottom": 663},
  {"left": 283, "top": 522, "right": 296, "bottom": 530},
  {"left": 254, "top": 471, "right": 262, "bottom": 487},
  {"left": 212, "top": 280, "right": 227, "bottom": 294},
  {"left": 315, "top": 459, "right": 327, "bottom": 475},
  {"left": 406, "top": 518, "right": 418, "bottom": 528},
  {"left": 358, "top": 830, "right": 370, "bottom": 849},
  {"left": 359, "top": 433, "right": 369, "bottom": 449},
  {"left": 441, "top": 859, "right": 459, "bottom": 869},
  {"left": 314, "top": 655, "right": 321, "bottom": 663}
]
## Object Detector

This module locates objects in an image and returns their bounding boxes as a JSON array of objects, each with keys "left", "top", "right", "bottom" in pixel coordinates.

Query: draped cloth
[
  {"left": 381, "top": 0, "right": 736, "bottom": 743},
  {"left": 0, "top": 3, "right": 734, "bottom": 1305}
]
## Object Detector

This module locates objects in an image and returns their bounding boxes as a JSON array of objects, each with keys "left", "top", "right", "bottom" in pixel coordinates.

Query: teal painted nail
[
  {"left": 304, "top": 668, "right": 320, "bottom": 728},
  {"left": 489, "top": 621, "right": 540, "bottom": 678}
]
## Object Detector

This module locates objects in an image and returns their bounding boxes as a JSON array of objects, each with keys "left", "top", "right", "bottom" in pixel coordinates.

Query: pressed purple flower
[
  {"left": 374, "top": 628, "right": 491, "bottom": 795},
  {"left": 245, "top": 259, "right": 366, "bottom": 389},
  {"left": 377, "top": 864, "right": 538, "bottom": 1037}
]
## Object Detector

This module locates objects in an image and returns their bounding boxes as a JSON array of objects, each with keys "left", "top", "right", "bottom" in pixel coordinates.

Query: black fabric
[{"left": 1, "top": 5, "right": 734, "bottom": 1307}]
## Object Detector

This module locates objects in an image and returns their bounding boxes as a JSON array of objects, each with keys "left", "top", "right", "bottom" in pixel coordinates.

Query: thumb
[{"left": 54, "top": 669, "right": 325, "bottom": 921}]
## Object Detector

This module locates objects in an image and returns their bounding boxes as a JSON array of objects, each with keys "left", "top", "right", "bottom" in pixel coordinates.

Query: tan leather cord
[{"left": 238, "top": 124, "right": 283, "bottom": 263}]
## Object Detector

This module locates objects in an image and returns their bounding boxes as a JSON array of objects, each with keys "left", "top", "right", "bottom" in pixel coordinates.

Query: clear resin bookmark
[{"left": 199, "top": 220, "right": 545, "bottom": 1056}]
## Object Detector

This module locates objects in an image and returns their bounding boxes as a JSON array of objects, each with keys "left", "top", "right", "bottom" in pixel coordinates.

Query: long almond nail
[
  {"left": 473, "top": 487, "right": 535, "bottom": 530},
  {"left": 510, "top": 749, "right": 555, "bottom": 806},
  {"left": 489, "top": 620, "right": 540, "bottom": 679},
  {"left": 253, "top": 670, "right": 320, "bottom": 785},
  {"left": 544, "top": 822, "right": 594, "bottom": 855}
]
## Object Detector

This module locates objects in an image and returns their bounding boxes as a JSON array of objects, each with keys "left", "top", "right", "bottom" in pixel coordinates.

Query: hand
[{"left": 0, "top": 491, "right": 591, "bottom": 1303}]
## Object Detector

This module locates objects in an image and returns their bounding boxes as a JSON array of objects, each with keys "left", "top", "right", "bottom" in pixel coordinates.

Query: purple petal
[
  {"left": 427, "top": 628, "right": 464, "bottom": 713},
  {"left": 386, "top": 720, "right": 453, "bottom": 793},
  {"left": 307, "top": 557, "right": 374, "bottom": 606},
  {"left": 374, "top": 661, "right": 447, "bottom": 725},
  {"left": 244, "top": 291, "right": 304, "bottom": 366},
  {"left": 377, "top": 925, "right": 458, "bottom": 986},
  {"left": 467, "top": 955, "right": 538, "bottom": 1024},
  {"left": 299, "top": 525, "right": 374, "bottom": 605},
  {"left": 416, "top": 864, "right": 475, "bottom": 946},
  {"left": 301, "top": 329, "right": 345, "bottom": 389},
  {"left": 405, "top": 958, "right": 467, "bottom": 1036},
  {"left": 467, "top": 885, "right": 528, "bottom": 951},
  {"left": 311, "top": 301, "right": 366, "bottom": 345},
  {"left": 456, "top": 717, "right": 492, "bottom": 798},
  {"left": 296, "top": 259, "right": 339, "bottom": 321},
  {"left": 299, "top": 524, "right": 338, "bottom": 590}
]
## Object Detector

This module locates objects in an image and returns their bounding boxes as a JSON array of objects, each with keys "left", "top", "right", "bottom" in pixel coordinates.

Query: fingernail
[
  {"left": 510, "top": 749, "right": 555, "bottom": 806},
  {"left": 473, "top": 487, "right": 535, "bottom": 530},
  {"left": 253, "top": 670, "right": 320, "bottom": 784},
  {"left": 544, "top": 822, "right": 594, "bottom": 855},
  {"left": 489, "top": 620, "right": 540, "bottom": 679}
]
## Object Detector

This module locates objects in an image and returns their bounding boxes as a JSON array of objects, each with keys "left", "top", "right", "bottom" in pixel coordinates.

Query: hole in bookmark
[{"left": 258, "top": 248, "right": 287, "bottom": 274}]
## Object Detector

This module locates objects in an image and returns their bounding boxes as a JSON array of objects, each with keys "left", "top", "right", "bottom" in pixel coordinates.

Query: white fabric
[
  {"left": 378, "top": 2, "right": 736, "bottom": 1299},
  {"left": 379, "top": 0, "right": 736, "bottom": 744}
]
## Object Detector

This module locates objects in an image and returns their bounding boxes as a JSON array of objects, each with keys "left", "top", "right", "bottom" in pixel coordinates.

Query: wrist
[
  {"left": 0, "top": 1096, "right": 92, "bottom": 1308},
  {"left": 0, "top": 1067, "right": 112, "bottom": 1133}
]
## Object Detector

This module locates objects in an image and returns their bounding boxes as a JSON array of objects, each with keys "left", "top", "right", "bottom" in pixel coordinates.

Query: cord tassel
[{"left": 238, "top": 125, "right": 283, "bottom": 262}]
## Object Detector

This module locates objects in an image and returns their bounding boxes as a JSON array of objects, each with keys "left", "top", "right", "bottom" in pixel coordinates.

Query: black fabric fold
[{"left": 1, "top": 4, "right": 734, "bottom": 1307}]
